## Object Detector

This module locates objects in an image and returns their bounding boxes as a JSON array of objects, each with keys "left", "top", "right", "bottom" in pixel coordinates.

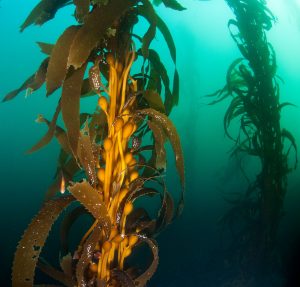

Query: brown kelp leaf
[
  {"left": 76, "top": 223, "right": 102, "bottom": 287},
  {"left": 74, "top": 0, "right": 90, "bottom": 23},
  {"left": 136, "top": 109, "right": 184, "bottom": 186},
  {"left": 37, "top": 259, "right": 75, "bottom": 287},
  {"left": 162, "top": 0, "right": 186, "bottom": 10},
  {"left": 155, "top": 14, "right": 180, "bottom": 108},
  {"left": 29, "top": 58, "right": 50, "bottom": 91},
  {"left": 12, "top": 195, "right": 74, "bottom": 287},
  {"left": 60, "top": 206, "right": 89, "bottom": 255},
  {"left": 3, "top": 75, "right": 34, "bottom": 102},
  {"left": 156, "top": 14, "right": 176, "bottom": 63},
  {"left": 143, "top": 90, "right": 165, "bottom": 114},
  {"left": 77, "top": 122, "right": 98, "bottom": 186},
  {"left": 20, "top": 0, "right": 71, "bottom": 32},
  {"left": 81, "top": 78, "right": 96, "bottom": 97},
  {"left": 37, "top": 42, "right": 54, "bottom": 55},
  {"left": 148, "top": 12, "right": 180, "bottom": 111},
  {"left": 154, "top": 190, "right": 174, "bottom": 233},
  {"left": 148, "top": 120, "right": 167, "bottom": 170},
  {"left": 68, "top": 0, "right": 136, "bottom": 69},
  {"left": 138, "top": 0, "right": 157, "bottom": 58},
  {"left": 147, "top": 49, "right": 173, "bottom": 114},
  {"left": 3, "top": 58, "right": 49, "bottom": 102},
  {"left": 61, "top": 63, "right": 87, "bottom": 155},
  {"left": 68, "top": 181, "right": 111, "bottom": 236},
  {"left": 55, "top": 125, "right": 72, "bottom": 155},
  {"left": 27, "top": 100, "right": 61, "bottom": 153},
  {"left": 46, "top": 26, "right": 80, "bottom": 96},
  {"left": 146, "top": 65, "right": 162, "bottom": 94},
  {"left": 134, "top": 237, "right": 159, "bottom": 287},
  {"left": 125, "top": 208, "right": 152, "bottom": 234},
  {"left": 136, "top": 108, "right": 184, "bottom": 214}
]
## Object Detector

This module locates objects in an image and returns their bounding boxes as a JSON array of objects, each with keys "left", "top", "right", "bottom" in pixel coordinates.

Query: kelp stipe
[
  {"left": 5, "top": 1, "right": 185, "bottom": 286},
  {"left": 209, "top": 0, "right": 297, "bottom": 277}
]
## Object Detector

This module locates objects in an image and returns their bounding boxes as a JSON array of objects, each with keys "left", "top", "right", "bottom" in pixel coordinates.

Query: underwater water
[{"left": 1, "top": 0, "right": 300, "bottom": 286}]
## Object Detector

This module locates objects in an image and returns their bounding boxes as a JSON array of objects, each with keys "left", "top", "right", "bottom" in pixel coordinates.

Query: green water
[{"left": 1, "top": 0, "right": 300, "bottom": 286}]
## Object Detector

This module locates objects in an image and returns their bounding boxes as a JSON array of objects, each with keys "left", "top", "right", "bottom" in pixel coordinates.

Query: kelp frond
[{"left": 12, "top": 45, "right": 183, "bottom": 286}]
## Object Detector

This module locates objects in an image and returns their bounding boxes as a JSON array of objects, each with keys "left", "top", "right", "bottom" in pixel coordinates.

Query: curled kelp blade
[
  {"left": 60, "top": 205, "right": 90, "bottom": 255},
  {"left": 68, "top": 180, "right": 111, "bottom": 237},
  {"left": 76, "top": 223, "right": 103, "bottom": 287},
  {"left": 125, "top": 207, "right": 153, "bottom": 234},
  {"left": 2, "top": 58, "right": 49, "bottom": 102},
  {"left": 67, "top": 0, "right": 137, "bottom": 69},
  {"left": 134, "top": 236, "right": 159, "bottom": 287},
  {"left": 136, "top": 108, "right": 185, "bottom": 214},
  {"left": 146, "top": 50, "right": 173, "bottom": 115},
  {"left": 20, "top": 0, "right": 72, "bottom": 32},
  {"left": 148, "top": 120, "right": 167, "bottom": 170},
  {"left": 46, "top": 25, "right": 80, "bottom": 96},
  {"left": 143, "top": 90, "right": 165, "bottom": 114},
  {"left": 154, "top": 190, "right": 174, "bottom": 233},
  {"left": 12, "top": 195, "right": 74, "bottom": 287}
]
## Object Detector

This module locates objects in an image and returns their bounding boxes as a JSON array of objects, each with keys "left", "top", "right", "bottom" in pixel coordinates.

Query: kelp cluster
[
  {"left": 210, "top": 0, "right": 297, "bottom": 273},
  {"left": 5, "top": 0, "right": 185, "bottom": 286}
]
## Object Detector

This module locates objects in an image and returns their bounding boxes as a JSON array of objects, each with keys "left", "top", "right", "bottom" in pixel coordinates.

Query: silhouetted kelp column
[
  {"left": 211, "top": 0, "right": 297, "bottom": 274},
  {"left": 5, "top": 0, "right": 186, "bottom": 286}
]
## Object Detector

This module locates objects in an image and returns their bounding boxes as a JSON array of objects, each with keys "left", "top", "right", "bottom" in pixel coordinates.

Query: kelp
[
  {"left": 61, "top": 63, "right": 87, "bottom": 155},
  {"left": 9, "top": 1, "right": 184, "bottom": 285},
  {"left": 27, "top": 100, "right": 61, "bottom": 153},
  {"left": 152, "top": 0, "right": 186, "bottom": 11},
  {"left": 2, "top": 58, "right": 49, "bottom": 102},
  {"left": 210, "top": 0, "right": 298, "bottom": 274},
  {"left": 20, "top": 0, "right": 72, "bottom": 32},
  {"left": 46, "top": 25, "right": 80, "bottom": 96},
  {"left": 12, "top": 195, "right": 74, "bottom": 287}
]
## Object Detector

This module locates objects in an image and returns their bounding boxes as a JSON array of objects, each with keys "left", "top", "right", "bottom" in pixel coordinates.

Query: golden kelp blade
[
  {"left": 136, "top": 108, "right": 185, "bottom": 215},
  {"left": 68, "top": 180, "right": 111, "bottom": 237},
  {"left": 134, "top": 236, "right": 159, "bottom": 287},
  {"left": 67, "top": 0, "right": 137, "bottom": 69},
  {"left": 46, "top": 25, "right": 80, "bottom": 96},
  {"left": 12, "top": 195, "right": 74, "bottom": 287}
]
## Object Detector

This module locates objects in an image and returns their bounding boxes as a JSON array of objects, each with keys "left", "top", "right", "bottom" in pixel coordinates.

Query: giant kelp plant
[
  {"left": 210, "top": 0, "right": 298, "bottom": 276},
  {"left": 4, "top": 0, "right": 185, "bottom": 286}
]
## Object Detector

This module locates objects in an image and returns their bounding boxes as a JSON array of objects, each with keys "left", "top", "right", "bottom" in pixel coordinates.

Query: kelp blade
[{"left": 12, "top": 195, "right": 74, "bottom": 287}]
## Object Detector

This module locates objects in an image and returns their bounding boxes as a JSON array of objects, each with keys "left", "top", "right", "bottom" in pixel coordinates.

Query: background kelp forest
[{"left": 1, "top": 0, "right": 300, "bottom": 286}]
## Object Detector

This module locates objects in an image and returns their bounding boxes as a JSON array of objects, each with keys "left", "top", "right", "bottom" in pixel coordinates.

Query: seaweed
[
  {"left": 210, "top": 0, "right": 298, "bottom": 276},
  {"left": 8, "top": 1, "right": 184, "bottom": 285}
]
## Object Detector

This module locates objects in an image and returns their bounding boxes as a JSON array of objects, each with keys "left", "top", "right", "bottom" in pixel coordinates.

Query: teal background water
[{"left": 1, "top": 0, "right": 300, "bottom": 286}]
